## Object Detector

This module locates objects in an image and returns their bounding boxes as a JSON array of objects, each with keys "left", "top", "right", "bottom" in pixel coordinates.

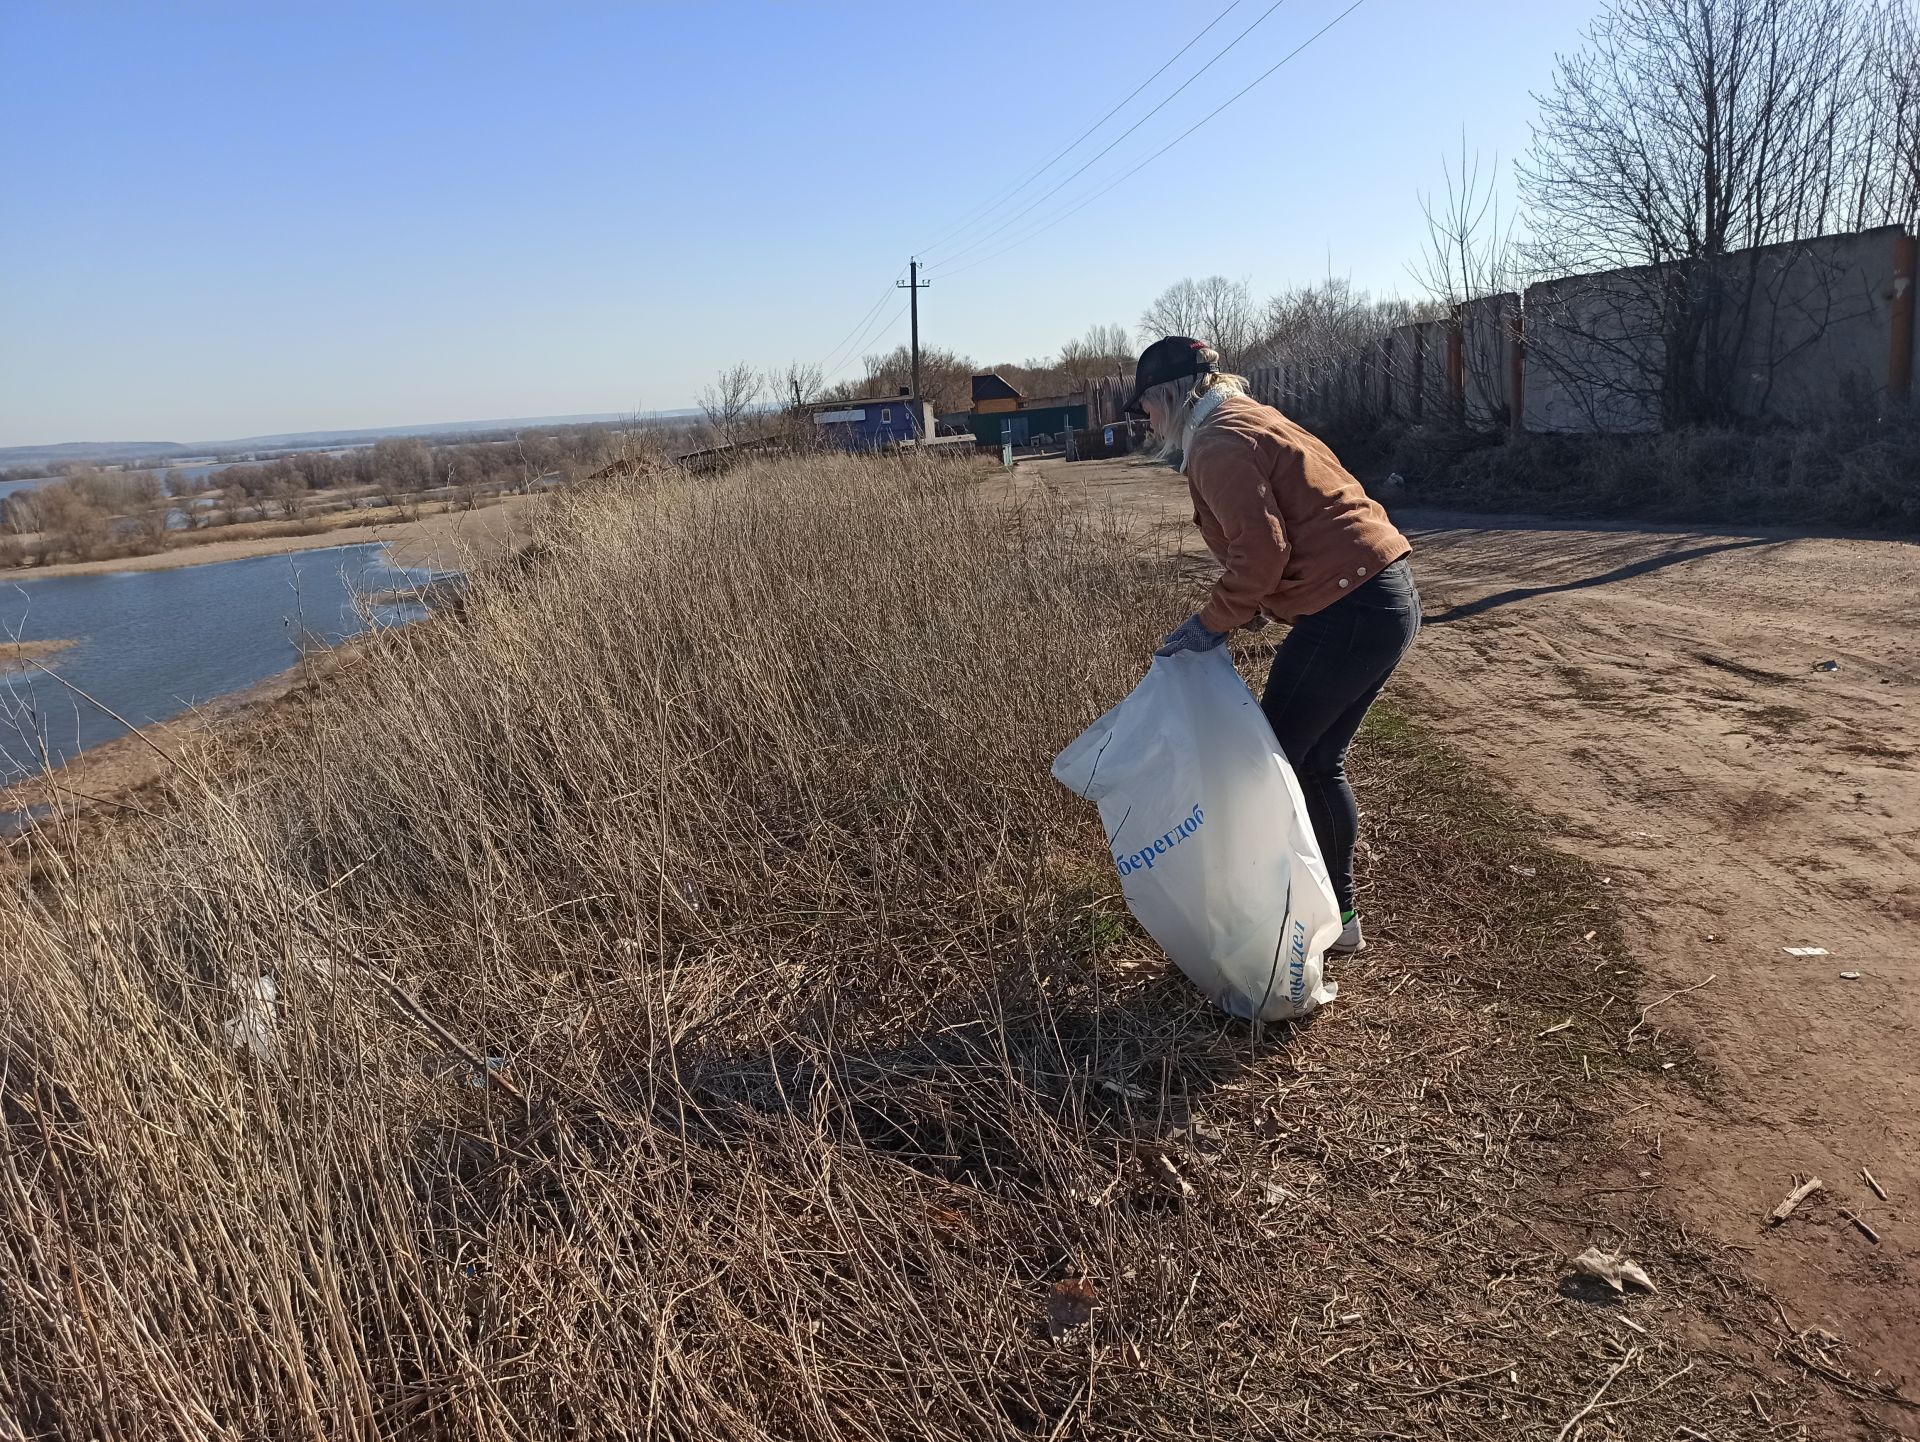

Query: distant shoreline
[
  {"left": 0, "top": 411, "right": 690, "bottom": 470},
  {"left": 0, "top": 493, "right": 537, "bottom": 581}
]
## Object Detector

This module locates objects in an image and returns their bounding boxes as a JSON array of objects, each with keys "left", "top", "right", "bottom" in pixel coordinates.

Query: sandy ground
[
  {"left": 0, "top": 658, "right": 314, "bottom": 825},
  {"left": 0, "top": 637, "right": 77, "bottom": 666},
  {"left": 1397, "top": 507, "right": 1919, "bottom": 1382},
  {"left": 0, "top": 493, "right": 538, "bottom": 580},
  {"left": 1020, "top": 455, "right": 1920, "bottom": 1400}
]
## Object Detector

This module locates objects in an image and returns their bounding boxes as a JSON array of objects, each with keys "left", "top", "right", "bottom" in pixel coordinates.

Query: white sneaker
[{"left": 1328, "top": 916, "right": 1366, "bottom": 955}]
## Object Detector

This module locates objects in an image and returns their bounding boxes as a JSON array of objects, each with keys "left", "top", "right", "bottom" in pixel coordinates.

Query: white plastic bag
[{"left": 1052, "top": 647, "right": 1341, "bottom": 1023}]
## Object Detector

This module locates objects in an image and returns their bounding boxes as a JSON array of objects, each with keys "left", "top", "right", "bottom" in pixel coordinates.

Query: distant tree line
[
  {"left": 691, "top": 289, "right": 1439, "bottom": 448},
  {"left": 211, "top": 426, "right": 614, "bottom": 509},
  {"left": 0, "top": 424, "right": 627, "bottom": 568}
]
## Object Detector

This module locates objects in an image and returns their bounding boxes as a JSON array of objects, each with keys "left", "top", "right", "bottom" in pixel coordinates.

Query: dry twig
[
  {"left": 1768, "top": 1177, "right": 1823, "bottom": 1226},
  {"left": 1554, "top": 1347, "right": 1640, "bottom": 1441}
]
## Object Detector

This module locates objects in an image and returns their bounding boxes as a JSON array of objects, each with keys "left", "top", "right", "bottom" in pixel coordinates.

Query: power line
[
  {"left": 815, "top": 268, "right": 908, "bottom": 377},
  {"left": 922, "top": 0, "right": 1293, "bottom": 270},
  {"left": 928, "top": 0, "right": 1371, "bottom": 284},
  {"left": 825, "top": 300, "right": 908, "bottom": 386},
  {"left": 913, "top": 1, "right": 1244, "bottom": 260}
]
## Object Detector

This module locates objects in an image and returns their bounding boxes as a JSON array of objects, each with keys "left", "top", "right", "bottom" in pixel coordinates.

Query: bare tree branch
[{"left": 700, "top": 363, "right": 763, "bottom": 444}]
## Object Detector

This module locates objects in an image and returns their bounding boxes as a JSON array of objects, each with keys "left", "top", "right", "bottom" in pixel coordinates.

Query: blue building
[{"left": 807, "top": 389, "right": 933, "bottom": 450}]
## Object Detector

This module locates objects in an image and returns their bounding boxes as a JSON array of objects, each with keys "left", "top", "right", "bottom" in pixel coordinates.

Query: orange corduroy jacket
[{"left": 1183, "top": 393, "right": 1411, "bottom": 632}]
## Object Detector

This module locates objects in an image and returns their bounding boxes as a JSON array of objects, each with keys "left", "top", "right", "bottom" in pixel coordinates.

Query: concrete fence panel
[
  {"left": 1416, "top": 321, "right": 1451, "bottom": 421},
  {"left": 1523, "top": 270, "right": 1666, "bottom": 434},
  {"left": 1718, "top": 226, "right": 1906, "bottom": 424},
  {"left": 1220, "top": 225, "right": 1913, "bottom": 440},
  {"left": 1460, "top": 292, "right": 1518, "bottom": 428},
  {"left": 1384, "top": 325, "right": 1422, "bottom": 418}
]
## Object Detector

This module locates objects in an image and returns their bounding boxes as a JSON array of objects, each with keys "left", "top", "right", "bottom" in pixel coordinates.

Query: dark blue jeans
[{"left": 1260, "top": 557, "right": 1421, "bottom": 915}]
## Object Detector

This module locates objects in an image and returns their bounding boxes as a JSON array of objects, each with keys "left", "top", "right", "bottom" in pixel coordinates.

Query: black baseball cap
[{"left": 1124, "top": 335, "right": 1212, "bottom": 416}]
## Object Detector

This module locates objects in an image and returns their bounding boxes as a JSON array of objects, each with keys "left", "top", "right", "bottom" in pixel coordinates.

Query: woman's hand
[{"left": 1155, "top": 615, "right": 1229, "bottom": 657}]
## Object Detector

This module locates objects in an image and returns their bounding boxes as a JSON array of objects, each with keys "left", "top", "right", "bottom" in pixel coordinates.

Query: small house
[
  {"left": 808, "top": 389, "right": 932, "bottom": 450},
  {"left": 966, "top": 374, "right": 1089, "bottom": 447}
]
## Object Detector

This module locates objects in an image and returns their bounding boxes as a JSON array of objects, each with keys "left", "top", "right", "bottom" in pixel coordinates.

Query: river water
[{"left": 0, "top": 543, "right": 446, "bottom": 776}]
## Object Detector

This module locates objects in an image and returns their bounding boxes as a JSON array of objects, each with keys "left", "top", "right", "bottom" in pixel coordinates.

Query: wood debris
[
  {"left": 1767, "top": 1177, "right": 1822, "bottom": 1225},
  {"left": 1840, "top": 1210, "right": 1881, "bottom": 1246}
]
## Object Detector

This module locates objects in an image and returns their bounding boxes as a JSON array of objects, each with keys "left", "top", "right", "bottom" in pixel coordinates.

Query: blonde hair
[
  {"left": 1194, "top": 370, "right": 1248, "bottom": 398},
  {"left": 1186, "top": 338, "right": 1242, "bottom": 393},
  {"left": 1142, "top": 342, "right": 1248, "bottom": 458}
]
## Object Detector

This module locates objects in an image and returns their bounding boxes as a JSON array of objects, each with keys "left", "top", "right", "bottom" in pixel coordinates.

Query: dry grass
[{"left": 0, "top": 453, "right": 1816, "bottom": 1438}]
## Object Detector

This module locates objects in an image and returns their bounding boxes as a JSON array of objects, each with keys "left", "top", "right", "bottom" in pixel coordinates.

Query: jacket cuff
[{"left": 1197, "top": 597, "right": 1250, "bottom": 634}]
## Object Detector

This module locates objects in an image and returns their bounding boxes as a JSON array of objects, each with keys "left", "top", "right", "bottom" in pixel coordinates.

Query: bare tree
[
  {"left": 1858, "top": 0, "right": 1920, "bottom": 229},
  {"left": 1195, "top": 277, "right": 1259, "bottom": 368},
  {"left": 775, "top": 360, "right": 825, "bottom": 413},
  {"left": 1140, "top": 278, "right": 1207, "bottom": 340},
  {"left": 370, "top": 437, "right": 433, "bottom": 492},
  {"left": 1248, "top": 279, "right": 1439, "bottom": 427},
  {"left": 1414, "top": 139, "right": 1520, "bottom": 309},
  {"left": 1055, "top": 323, "right": 1136, "bottom": 388},
  {"left": 1518, "top": 0, "right": 1890, "bottom": 426},
  {"left": 1521, "top": 0, "right": 1866, "bottom": 273},
  {"left": 826, "top": 345, "right": 974, "bottom": 417},
  {"left": 1408, "top": 139, "right": 1526, "bottom": 428},
  {"left": 1255, "top": 280, "right": 1434, "bottom": 369},
  {"left": 1140, "top": 277, "right": 1258, "bottom": 367},
  {"left": 700, "top": 363, "right": 763, "bottom": 444}
]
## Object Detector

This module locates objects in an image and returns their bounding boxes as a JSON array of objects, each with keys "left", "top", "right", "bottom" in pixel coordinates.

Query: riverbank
[
  {"left": 0, "top": 494, "right": 544, "bottom": 829},
  {"left": 0, "top": 492, "right": 537, "bottom": 581},
  {"left": 0, "top": 635, "right": 352, "bottom": 832}
]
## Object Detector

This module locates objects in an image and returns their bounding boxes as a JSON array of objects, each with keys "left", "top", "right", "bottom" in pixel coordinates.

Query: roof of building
[
  {"left": 808, "top": 395, "right": 923, "bottom": 414},
  {"left": 970, "top": 373, "right": 1021, "bottom": 403},
  {"left": 1016, "top": 394, "right": 1087, "bottom": 411}
]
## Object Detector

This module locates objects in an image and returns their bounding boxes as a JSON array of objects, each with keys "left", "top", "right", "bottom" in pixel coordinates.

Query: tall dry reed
[
  {"left": 0, "top": 453, "right": 1793, "bottom": 1439},
  {"left": 0, "top": 454, "right": 1190, "bottom": 1439}
]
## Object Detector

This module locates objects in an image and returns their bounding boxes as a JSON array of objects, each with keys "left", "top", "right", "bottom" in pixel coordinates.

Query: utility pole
[{"left": 899, "top": 259, "right": 931, "bottom": 433}]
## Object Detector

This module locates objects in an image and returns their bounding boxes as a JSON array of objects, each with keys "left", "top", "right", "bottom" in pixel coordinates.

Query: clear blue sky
[{"left": 0, "top": 0, "right": 1592, "bottom": 446}]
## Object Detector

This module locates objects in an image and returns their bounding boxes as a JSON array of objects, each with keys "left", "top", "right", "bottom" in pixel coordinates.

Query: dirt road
[
  {"left": 1023, "top": 456, "right": 1920, "bottom": 1399},
  {"left": 1399, "top": 507, "right": 1920, "bottom": 1381}
]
